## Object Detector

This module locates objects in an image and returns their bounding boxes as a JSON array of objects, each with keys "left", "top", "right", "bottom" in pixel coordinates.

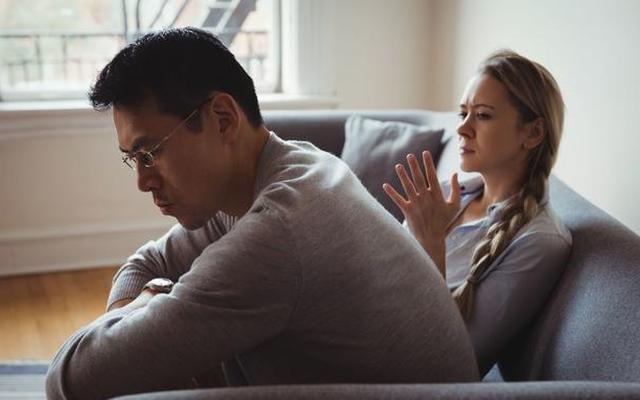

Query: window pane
[{"left": 0, "top": 0, "right": 279, "bottom": 101}]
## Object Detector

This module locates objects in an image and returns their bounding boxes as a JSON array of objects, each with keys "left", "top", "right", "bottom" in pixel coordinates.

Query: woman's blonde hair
[{"left": 452, "top": 50, "right": 565, "bottom": 319}]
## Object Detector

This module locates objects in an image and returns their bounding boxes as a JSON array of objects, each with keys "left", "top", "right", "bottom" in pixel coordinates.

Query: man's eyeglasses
[{"left": 121, "top": 98, "right": 213, "bottom": 171}]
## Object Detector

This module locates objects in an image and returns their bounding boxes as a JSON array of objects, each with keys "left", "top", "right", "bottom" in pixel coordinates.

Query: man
[{"left": 46, "top": 27, "right": 478, "bottom": 399}]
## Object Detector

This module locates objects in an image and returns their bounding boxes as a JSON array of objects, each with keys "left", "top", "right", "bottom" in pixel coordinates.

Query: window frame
[
  {"left": 0, "top": 0, "right": 284, "bottom": 102},
  {"left": 0, "top": 0, "right": 338, "bottom": 117}
]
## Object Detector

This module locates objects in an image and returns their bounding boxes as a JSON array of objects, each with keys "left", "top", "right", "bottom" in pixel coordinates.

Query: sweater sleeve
[
  {"left": 46, "top": 206, "right": 299, "bottom": 400},
  {"left": 106, "top": 212, "right": 233, "bottom": 310},
  {"left": 465, "top": 231, "right": 572, "bottom": 376}
]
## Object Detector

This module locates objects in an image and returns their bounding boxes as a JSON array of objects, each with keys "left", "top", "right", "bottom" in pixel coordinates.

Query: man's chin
[{"left": 175, "top": 216, "right": 208, "bottom": 231}]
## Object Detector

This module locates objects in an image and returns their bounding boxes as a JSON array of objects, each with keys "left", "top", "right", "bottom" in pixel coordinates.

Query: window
[{"left": 0, "top": 0, "right": 280, "bottom": 102}]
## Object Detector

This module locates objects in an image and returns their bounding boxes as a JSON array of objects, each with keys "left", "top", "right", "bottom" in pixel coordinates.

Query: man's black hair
[{"left": 89, "top": 27, "right": 263, "bottom": 128}]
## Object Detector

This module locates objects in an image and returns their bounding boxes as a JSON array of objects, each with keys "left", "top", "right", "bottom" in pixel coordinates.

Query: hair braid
[{"left": 453, "top": 169, "right": 547, "bottom": 319}]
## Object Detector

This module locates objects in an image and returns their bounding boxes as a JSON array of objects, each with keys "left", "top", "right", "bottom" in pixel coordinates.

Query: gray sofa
[{"left": 118, "top": 110, "right": 640, "bottom": 399}]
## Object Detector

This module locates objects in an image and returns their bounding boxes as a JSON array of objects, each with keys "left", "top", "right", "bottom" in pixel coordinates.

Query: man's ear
[
  {"left": 207, "top": 92, "right": 241, "bottom": 144},
  {"left": 523, "top": 117, "right": 546, "bottom": 150}
]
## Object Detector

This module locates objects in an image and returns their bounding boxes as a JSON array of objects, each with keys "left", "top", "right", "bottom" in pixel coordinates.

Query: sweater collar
[{"left": 253, "top": 131, "right": 280, "bottom": 199}]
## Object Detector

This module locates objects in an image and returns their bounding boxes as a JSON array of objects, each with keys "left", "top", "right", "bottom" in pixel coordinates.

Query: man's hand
[
  {"left": 109, "top": 290, "right": 157, "bottom": 312},
  {"left": 383, "top": 151, "right": 461, "bottom": 278},
  {"left": 109, "top": 298, "right": 134, "bottom": 311},
  {"left": 121, "top": 289, "right": 157, "bottom": 311}
]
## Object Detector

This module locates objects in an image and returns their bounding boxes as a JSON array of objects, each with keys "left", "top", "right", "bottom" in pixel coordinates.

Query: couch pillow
[{"left": 341, "top": 115, "right": 445, "bottom": 222}]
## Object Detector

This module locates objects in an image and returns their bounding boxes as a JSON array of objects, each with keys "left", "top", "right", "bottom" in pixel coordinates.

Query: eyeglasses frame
[{"left": 121, "top": 97, "right": 214, "bottom": 171}]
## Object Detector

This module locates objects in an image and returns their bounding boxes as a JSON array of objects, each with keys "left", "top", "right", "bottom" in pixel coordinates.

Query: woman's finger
[
  {"left": 395, "top": 164, "right": 418, "bottom": 199},
  {"left": 407, "top": 154, "right": 428, "bottom": 193},
  {"left": 422, "top": 151, "right": 443, "bottom": 198},
  {"left": 383, "top": 183, "right": 408, "bottom": 211},
  {"left": 448, "top": 172, "right": 461, "bottom": 208}
]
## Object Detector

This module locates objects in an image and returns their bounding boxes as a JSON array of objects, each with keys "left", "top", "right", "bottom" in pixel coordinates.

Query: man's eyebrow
[{"left": 119, "top": 136, "right": 152, "bottom": 154}]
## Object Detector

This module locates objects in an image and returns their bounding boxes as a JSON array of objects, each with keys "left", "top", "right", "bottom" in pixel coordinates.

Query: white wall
[{"left": 428, "top": 0, "right": 640, "bottom": 234}]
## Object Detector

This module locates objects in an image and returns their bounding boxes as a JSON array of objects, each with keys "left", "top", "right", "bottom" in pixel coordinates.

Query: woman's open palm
[{"left": 383, "top": 151, "right": 461, "bottom": 263}]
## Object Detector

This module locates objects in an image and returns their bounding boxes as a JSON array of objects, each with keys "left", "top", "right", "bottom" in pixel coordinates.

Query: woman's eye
[
  {"left": 476, "top": 112, "right": 491, "bottom": 120},
  {"left": 458, "top": 111, "right": 468, "bottom": 120}
]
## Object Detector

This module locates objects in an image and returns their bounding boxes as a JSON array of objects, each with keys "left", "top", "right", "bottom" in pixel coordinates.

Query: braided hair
[{"left": 452, "top": 50, "right": 565, "bottom": 319}]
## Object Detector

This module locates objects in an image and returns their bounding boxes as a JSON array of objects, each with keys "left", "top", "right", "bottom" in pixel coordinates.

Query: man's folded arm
[
  {"left": 46, "top": 207, "right": 299, "bottom": 400},
  {"left": 107, "top": 214, "right": 231, "bottom": 310}
]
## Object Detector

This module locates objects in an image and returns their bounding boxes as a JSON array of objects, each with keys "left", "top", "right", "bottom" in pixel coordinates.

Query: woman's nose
[{"left": 457, "top": 116, "right": 474, "bottom": 139}]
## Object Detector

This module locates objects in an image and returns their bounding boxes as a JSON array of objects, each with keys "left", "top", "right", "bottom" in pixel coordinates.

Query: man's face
[{"left": 115, "top": 100, "right": 232, "bottom": 230}]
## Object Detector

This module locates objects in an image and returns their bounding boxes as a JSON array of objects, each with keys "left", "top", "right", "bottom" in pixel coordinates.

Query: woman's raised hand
[{"left": 383, "top": 151, "right": 461, "bottom": 275}]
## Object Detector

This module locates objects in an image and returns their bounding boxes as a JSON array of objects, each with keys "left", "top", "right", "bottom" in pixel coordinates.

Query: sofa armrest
[{"left": 114, "top": 382, "right": 640, "bottom": 400}]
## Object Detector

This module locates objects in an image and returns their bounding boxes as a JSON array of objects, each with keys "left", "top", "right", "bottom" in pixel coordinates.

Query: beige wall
[
  {"left": 426, "top": 0, "right": 640, "bottom": 235},
  {"left": 331, "top": 0, "right": 433, "bottom": 109},
  {"left": 0, "top": 109, "right": 171, "bottom": 276},
  {"left": 0, "top": 121, "right": 152, "bottom": 231}
]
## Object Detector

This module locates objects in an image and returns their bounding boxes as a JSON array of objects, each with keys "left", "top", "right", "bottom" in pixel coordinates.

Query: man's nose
[{"left": 137, "top": 166, "right": 160, "bottom": 193}]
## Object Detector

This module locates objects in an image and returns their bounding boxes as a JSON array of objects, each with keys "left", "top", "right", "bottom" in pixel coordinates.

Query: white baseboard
[{"left": 0, "top": 220, "right": 174, "bottom": 277}]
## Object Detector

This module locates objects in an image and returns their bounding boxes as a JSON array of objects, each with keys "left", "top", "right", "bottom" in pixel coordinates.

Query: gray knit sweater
[{"left": 46, "top": 132, "right": 478, "bottom": 399}]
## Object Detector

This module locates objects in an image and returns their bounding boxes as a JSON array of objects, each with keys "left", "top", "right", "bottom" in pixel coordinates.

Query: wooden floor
[{"left": 0, "top": 266, "right": 118, "bottom": 361}]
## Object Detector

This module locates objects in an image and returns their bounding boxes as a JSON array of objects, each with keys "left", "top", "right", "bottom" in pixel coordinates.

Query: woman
[{"left": 383, "top": 50, "right": 572, "bottom": 376}]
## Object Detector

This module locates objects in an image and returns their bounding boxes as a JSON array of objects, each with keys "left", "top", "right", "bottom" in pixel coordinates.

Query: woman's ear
[
  {"left": 523, "top": 117, "right": 546, "bottom": 149},
  {"left": 207, "top": 92, "right": 241, "bottom": 144}
]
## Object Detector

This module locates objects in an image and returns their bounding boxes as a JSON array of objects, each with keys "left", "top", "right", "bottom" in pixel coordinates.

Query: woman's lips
[{"left": 459, "top": 146, "right": 475, "bottom": 155}]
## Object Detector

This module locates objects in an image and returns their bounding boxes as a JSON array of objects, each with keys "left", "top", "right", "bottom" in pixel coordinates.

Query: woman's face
[{"left": 457, "top": 73, "right": 533, "bottom": 177}]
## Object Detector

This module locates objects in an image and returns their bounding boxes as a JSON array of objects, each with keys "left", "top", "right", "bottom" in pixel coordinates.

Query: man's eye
[{"left": 137, "top": 152, "right": 154, "bottom": 166}]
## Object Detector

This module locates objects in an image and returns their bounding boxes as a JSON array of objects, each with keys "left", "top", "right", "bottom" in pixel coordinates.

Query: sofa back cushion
[
  {"left": 340, "top": 116, "right": 444, "bottom": 222},
  {"left": 264, "top": 110, "right": 457, "bottom": 158}
]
